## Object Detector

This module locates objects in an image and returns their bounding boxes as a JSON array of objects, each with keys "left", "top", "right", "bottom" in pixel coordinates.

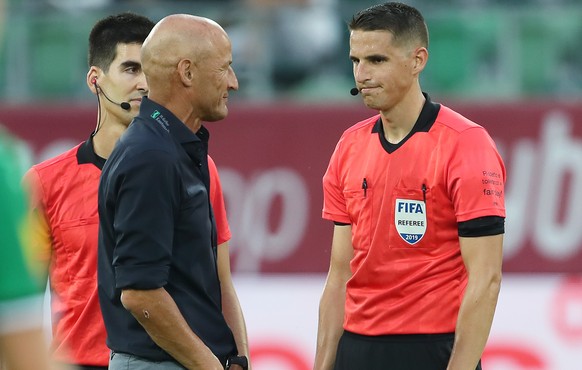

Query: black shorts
[{"left": 333, "top": 330, "right": 482, "bottom": 370}]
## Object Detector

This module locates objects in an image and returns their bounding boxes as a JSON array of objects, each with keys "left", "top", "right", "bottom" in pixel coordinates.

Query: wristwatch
[{"left": 225, "top": 355, "right": 248, "bottom": 370}]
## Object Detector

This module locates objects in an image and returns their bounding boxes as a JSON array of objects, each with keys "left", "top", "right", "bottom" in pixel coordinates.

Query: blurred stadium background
[{"left": 1, "top": 0, "right": 582, "bottom": 369}]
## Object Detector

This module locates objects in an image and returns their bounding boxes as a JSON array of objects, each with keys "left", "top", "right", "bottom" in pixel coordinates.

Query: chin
[
  {"left": 208, "top": 107, "right": 229, "bottom": 122},
  {"left": 204, "top": 113, "right": 227, "bottom": 122},
  {"left": 364, "top": 102, "right": 381, "bottom": 111},
  {"left": 364, "top": 97, "right": 391, "bottom": 112}
]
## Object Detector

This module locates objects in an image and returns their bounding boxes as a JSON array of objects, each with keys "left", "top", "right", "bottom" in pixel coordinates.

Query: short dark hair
[
  {"left": 88, "top": 12, "right": 155, "bottom": 71},
  {"left": 349, "top": 2, "right": 428, "bottom": 48}
]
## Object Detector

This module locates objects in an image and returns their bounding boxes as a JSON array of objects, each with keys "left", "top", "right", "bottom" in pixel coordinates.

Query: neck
[
  {"left": 150, "top": 93, "right": 202, "bottom": 134},
  {"left": 379, "top": 89, "right": 425, "bottom": 144},
  {"left": 92, "top": 118, "right": 127, "bottom": 159},
  {"left": 182, "top": 114, "right": 202, "bottom": 133}
]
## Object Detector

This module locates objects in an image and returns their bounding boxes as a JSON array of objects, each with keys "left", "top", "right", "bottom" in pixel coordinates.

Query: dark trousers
[{"left": 333, "top": 330, "right": 482, "bottom": 370}]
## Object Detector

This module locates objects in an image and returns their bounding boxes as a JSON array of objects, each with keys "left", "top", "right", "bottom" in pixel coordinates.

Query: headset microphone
[
  {"left": 119, "top": 101, "right": 131, "bottom": 111},
  {"left": 350, "top": 87, "right": 359, "bottom": 96},
  {"left": 92, "top": 79, "right": 131, "bottom": 111}
]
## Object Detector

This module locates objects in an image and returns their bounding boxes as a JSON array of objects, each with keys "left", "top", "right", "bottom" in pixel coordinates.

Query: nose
[
  {"left": 228, "top": 66, "right": 239, "bottom": 91},
  {"left": 137, "top": 72, "right": 149, "bottom": 94},
  {"left": 353, "top": 62, "right": 369, "bottom": 85}
]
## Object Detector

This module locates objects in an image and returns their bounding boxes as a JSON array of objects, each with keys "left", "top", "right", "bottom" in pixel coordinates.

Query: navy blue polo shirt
[{"left": 97, "top": 97, "right": 237, "bottom": 363}]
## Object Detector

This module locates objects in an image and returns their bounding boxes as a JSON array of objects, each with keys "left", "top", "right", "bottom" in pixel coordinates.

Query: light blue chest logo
[
  {"left": 395, "top": 199, "right": 427, "bottom": 245},
  {"left": 151, "top": 110, "right": 170, "bottom": 132}
]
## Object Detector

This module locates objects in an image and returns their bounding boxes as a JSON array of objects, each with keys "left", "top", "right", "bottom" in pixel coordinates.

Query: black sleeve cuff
[
  {"left": 333, "top": 221, "right": 351, "bottom": 226},
  {"left": 115, "top": 265, "right": 168, "bottom": 290},
  {"left": 458, "top": 216, "right": 505, "bottom": 237}
]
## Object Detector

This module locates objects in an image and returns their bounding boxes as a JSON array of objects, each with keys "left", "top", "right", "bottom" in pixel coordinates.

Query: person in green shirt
[{"left": 0, "top": 127, "right": 56, "bottom": 370}]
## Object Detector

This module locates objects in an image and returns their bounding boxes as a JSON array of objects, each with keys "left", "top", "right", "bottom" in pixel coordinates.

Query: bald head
[
  {"left": 140, "top": 14, "right": 237, "bottom": 128},
  {"left": 141, "top": 14, "right": 228, "bottom": 94}
]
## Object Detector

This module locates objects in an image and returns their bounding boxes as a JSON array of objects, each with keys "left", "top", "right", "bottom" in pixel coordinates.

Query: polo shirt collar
[
  {"left": 372, "top": 93, "right": 439, "bottom": 135},
  {"left": 138, "top": 96, "right": 209, "bottom": 145},
  {"left": 77, "top": 135, "right": 106, "bottom": 169},
  {"left": 371, "top": 93, "right": 440, "bottom": 153}
]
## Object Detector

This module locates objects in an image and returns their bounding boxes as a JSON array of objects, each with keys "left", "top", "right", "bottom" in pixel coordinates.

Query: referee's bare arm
[
  {"left": 314, "top": 225, "right": 353, "bottom": 370},
  {"left": 446, "top": 234, "right": 503, "bottom": 370},
  {"left": 121, "top": 288, "right": 224, "bottom": 370},
  {"left": 217, "top": 242, "right": 251, "bottom": 369}
]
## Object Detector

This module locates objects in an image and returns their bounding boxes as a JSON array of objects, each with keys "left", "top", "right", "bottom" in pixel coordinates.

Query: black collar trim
[
  {"left": 372, "top": 93, "right": 440, "bottom": 154},
  {"left": 77, "top": 136, "right": 106, "bottom": 169}
]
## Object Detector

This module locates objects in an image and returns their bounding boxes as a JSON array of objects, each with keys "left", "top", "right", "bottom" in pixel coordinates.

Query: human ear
[
  {"left": 86, "top": 67, "right": 101, "bottom": 94},
  {"left": 177, "top": 59, "right": 194, "bottom": 87},
  {"left": 413, "top": 47, "right": 428, "bottom": 73}
]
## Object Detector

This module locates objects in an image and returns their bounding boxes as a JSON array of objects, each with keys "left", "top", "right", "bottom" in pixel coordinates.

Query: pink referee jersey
[
  {"left": 25, "top": 139, "right": 231, "bottom": 366},
  {"left": 322, "top": 104, "right": 505, "bottom": 335}
]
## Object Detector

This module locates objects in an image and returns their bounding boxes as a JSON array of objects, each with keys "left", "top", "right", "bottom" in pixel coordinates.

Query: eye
[
  {"left": 370, "top": 56, "right": 386, "bottom": 64},
  {"left": 123, "top": 64, "right": 142, "bottom": 74}
]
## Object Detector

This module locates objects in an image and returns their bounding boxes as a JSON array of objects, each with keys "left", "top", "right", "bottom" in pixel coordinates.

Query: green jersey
[{"left": 0, "top": 128, "right": 44, "bottom": 330}]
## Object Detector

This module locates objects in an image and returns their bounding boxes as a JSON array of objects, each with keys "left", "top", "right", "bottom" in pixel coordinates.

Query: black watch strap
[{"left": 225, "top": 355, "right": 248, "bottom": 370}]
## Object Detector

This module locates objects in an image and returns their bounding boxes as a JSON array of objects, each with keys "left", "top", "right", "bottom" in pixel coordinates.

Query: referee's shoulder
[
  {"left": 343, "top": 114, "right": 379, "bottom": 136},
  {"left": 31, "top": 143, "right": 81, "bottom": 172},
  {"left": 435, "top": 105, "right": 486, "bottom": 134}
]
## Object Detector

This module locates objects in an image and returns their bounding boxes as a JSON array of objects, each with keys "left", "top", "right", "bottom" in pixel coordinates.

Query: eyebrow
[
  {"left": 119, "top": 60, "right": 141, "bottom": 70},
  {"left": 351, "top": 54, "right": 388, "bottom": 62},
  {"left": 370, "top": 54, "right": 388, "bottom": 60}
]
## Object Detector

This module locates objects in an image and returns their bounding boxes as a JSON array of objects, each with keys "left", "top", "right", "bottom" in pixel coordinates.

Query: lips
[{"left": 360, "top": 87, "right": 377, "bottom": 94}]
